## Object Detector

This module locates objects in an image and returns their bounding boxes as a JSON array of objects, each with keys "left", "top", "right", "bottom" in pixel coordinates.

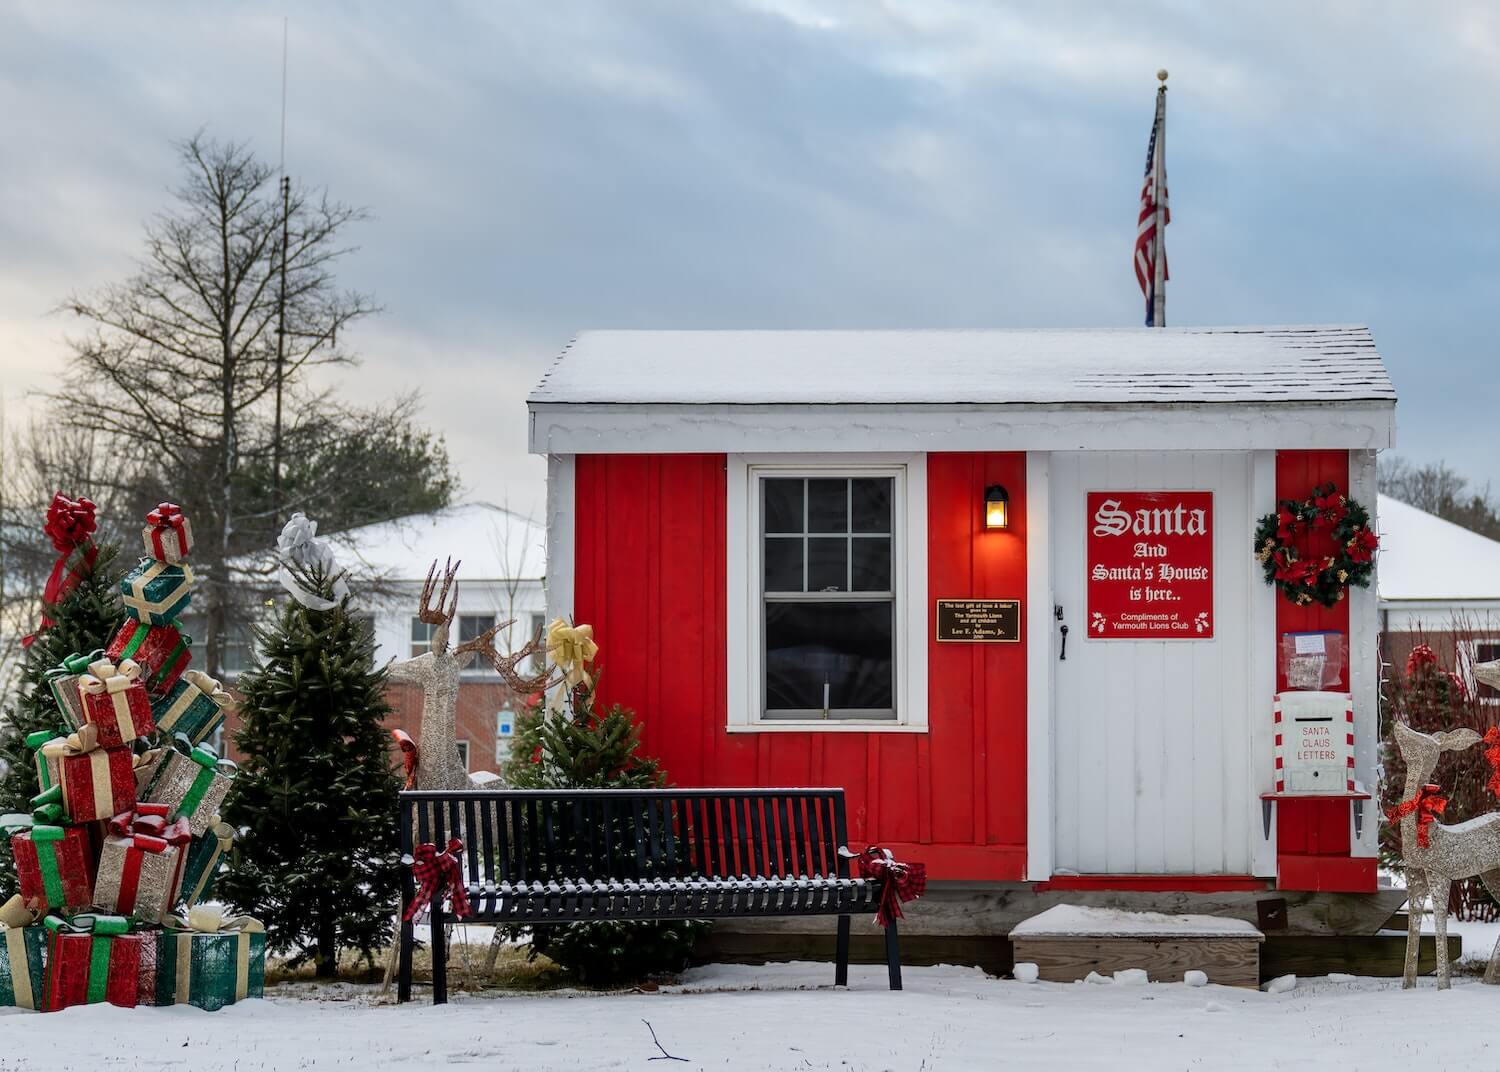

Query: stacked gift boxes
[{"left": 0, "top": 504, "right": 264, "bottom": 1012}]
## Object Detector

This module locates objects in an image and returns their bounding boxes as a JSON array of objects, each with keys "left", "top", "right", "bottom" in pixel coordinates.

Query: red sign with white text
[{"left": 1086, "top": 491, "right": 1214, "bottom": 639}]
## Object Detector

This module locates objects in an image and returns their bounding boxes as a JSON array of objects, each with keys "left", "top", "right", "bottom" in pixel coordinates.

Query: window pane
[
  {"left": 851, "top": 478, "right": 892, "bottom": 534},
  {"left": 807, "top": 538, "right": 848, "bottom": 592},
  {"left": 807, "top": 479, "right": 848, "bottom": 534},
  {"left": 764, "top": 537, "right": 804, "bottom": 592},
  {"left": 764, "top": 601, "right": 893, "bottom": 712},
  {"left": 1480, "top": 642, "right": 1500, "bottom": 698},
  {"left": 411, "top": 618, "right": 432, "bottom": 642},
  {"left": 459, "top": 614, "right": 494, "bottom": 643},
  {"left": 764, "top": 479, "right": 804, "bottom": 533},
  {"left": 851, "top": 537, "right": 891, "bottom": 592}
]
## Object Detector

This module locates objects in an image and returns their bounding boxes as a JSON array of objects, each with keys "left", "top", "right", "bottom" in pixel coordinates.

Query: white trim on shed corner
[
  {"left": 1025, "top": 451, "right": 1054, "bottom": 880},
  {"left": 1348, "top": 450, "right": 1380, "bottom": 859},
  {"left": 528, "top": 402, "right": 1395, "bottom": 457},
  {"left": 727, "top": 452, "right": 928, "bottom": 734},
  {"left": 544, "top": 453, "right": 575, "bottom": 629}
]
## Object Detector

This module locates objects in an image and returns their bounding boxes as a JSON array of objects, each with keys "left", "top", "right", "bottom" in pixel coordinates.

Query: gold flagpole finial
[{"left": 1157, "top": 68, "right": 1169, "bottom": 83}]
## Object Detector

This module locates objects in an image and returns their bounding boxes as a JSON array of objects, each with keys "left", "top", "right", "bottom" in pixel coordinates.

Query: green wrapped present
[
  {"left": 157, "top": 906, "right": 265, "bottom": 1011},
  {"left": 153, "top": 670, "right": 235, "bottom": 746},
  {"left": 179, "top": 818, "right": 235, "bottom": 908},
  {"left": 0, "top": 895, "right": 45, "bottom": 1010},
  {"left": 43, "top": 650, "right": 101, "bottom": 730},
  {"left": 120, "top": 558, "right": 194, "bottom": 625}
]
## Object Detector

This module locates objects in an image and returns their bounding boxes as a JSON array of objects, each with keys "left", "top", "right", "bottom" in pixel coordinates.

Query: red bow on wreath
[
  {"left": 1387, "top": 784, "right": 1447, "bottom": 849},
  {"left": 842, "top": 846, "right": 927, "bottom": 928},
  {"left": 403, "top": 838, "right": 472, "bottom": 921},
  {"left": 25, "top": 493, "right": 99, "bottom": 648}
]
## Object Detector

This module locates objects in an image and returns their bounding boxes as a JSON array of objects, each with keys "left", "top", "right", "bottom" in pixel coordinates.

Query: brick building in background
[
  {"left": 208, "top": 503, "right": 547, "bottom": 776},
  {"left": 1377, "top": 493, "right": 1500, "bottom": 702}
]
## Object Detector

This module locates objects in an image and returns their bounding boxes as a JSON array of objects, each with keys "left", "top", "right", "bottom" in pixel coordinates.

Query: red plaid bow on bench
[
  {"left": 842, "top": 846, "right": 927, "bottom": 927},
  {"left": 403, "top": 838, "right": 472, "bottom": 921}
]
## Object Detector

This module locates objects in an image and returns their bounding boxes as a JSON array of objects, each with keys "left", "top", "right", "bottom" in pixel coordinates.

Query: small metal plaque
[{"left": 935, "top": 599, "right": 1021, "bottom": 643}]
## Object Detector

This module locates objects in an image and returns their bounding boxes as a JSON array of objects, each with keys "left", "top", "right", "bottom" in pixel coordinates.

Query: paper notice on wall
[{"left": 1294, "top": 633, "right": 1327, "bottom": 655}]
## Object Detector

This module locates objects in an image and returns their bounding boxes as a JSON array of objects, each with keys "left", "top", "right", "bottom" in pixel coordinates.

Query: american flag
[{"left": 1134, "top": 95, "right": 1169, "bottom": 326}]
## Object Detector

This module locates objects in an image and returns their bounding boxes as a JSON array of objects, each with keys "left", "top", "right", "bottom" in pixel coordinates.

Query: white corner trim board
[
  {"left": 528, "top": 402, "right": 1396, "bottom": 457},
  {"left": 726, "top": 452, "right": 928, "bottom": 734}
]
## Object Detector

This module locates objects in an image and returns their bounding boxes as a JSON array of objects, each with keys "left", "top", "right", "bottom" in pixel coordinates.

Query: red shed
[{"left": 527, "top": 326, "right": 1396, "bottom": 912}]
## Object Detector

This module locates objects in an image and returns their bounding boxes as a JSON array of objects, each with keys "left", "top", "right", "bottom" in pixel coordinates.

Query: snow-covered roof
[
  {"left": 335, "top": 503, "right": 546, "bottom": 582},
  {"left": 1377, "top": 494, "right": 1500, "bottom": 604},
  {"left": 530, "top": 326, "right": 1394, "bottom": 407}
]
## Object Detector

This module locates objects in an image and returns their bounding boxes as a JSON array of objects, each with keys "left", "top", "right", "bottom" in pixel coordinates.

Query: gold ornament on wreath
[{"left": 1252, "top": 482, "right": 1378, "bottom": 608}]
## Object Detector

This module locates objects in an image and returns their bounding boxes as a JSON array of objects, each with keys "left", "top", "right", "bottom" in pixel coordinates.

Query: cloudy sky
[{"left": 2, "top": 1, "right": 1496, "bottom": 518}]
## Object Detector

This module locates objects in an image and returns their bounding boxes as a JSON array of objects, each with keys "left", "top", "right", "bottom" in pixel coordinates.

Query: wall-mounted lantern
[{"left": 984, "top": 485, "right": 1010, "bottom": 530}]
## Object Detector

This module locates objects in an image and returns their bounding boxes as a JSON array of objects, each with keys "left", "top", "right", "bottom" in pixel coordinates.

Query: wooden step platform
[{"left": 1009, "top": 906, "right": 1264, "bottom": 988}]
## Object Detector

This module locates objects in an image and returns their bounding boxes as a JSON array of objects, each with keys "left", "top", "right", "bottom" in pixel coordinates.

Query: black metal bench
[{"left": 396, "top": 787, "right": 902, "bottom": 1003}]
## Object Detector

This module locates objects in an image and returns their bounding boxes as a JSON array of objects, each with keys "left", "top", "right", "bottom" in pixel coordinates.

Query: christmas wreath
[{"left": 1253, "top": 482, "right": 1378, "bottom": 607}]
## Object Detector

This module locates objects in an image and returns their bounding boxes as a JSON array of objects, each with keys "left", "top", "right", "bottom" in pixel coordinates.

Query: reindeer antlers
[{"left": 419, "top": 558, "right": 460, "bottom": 624}]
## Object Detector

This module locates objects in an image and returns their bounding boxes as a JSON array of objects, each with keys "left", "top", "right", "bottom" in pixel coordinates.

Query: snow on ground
[
  {"left": 1010, "top": 904, "right": 1264, "bottom": 937},
  {"left": 3, "top": 962, "right": 1499, "bottom": 1071}
]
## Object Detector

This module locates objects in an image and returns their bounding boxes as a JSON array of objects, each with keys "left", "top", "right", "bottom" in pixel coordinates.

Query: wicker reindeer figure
[
  {"left": 387, "top": 558, "right": 554, "bottom": 790},
  {"left": 1392, "top": 720, "right": 1500, "bottom": 989}
]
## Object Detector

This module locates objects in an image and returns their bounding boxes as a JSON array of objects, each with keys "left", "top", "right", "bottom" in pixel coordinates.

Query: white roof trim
[{"left": 529, "top": 400, "right": 1395, "bottom": 455}]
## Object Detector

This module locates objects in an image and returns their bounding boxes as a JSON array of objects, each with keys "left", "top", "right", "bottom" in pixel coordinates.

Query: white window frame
[
  {"left": 727, "top": 452, "right": 927, "bottom": 733},
  {"left": 1460, "top": 637, "right": 1500, "bottom": 707}
]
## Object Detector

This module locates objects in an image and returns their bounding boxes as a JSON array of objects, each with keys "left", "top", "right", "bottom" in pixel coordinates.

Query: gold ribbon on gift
[
  {"left": 39, "top": 724, "right": 115, "bottom": 818},
  {"left": 182, "top": 670, "right": 238, "bottom": 715},
  {"left": 167, "top": 906, "right": 264, "bottom": 1003},
  {"left": 546, "top": 618, "right": 598, "bottom": 689},
  {"left": 0, "top": 894, "right": 39, "bottom": 1010},
  {"left": 79, "top": 658, "right": 144, "bottom": 740}
]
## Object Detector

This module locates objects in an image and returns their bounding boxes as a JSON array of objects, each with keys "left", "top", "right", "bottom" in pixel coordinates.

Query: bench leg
[
  {"left": 397, "top": 915, "right": 414, "bottom": 1004},
  {"left": 835, "top": 915, "right": 851, "bottom": 987},
  {"left": 884, "top": 921, "right": 902, "bottom": 991},
  {"left": 431, "top": 902, "right": 448, "bottom": 1005}
]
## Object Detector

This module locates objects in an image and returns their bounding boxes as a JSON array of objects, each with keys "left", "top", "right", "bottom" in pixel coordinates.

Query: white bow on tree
[{"left": 276, "top": 513, "right": 351, "bottom": 610}]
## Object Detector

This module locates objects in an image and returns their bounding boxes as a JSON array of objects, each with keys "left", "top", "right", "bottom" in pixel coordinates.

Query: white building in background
[{"left": 1376, "top": 493, "right": 1500, "bottom": 699}]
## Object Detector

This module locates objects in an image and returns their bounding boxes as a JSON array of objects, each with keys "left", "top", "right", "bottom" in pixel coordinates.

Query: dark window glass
[
  {"left": 807, "top": 538, "right": 848, "bottom": 592},
  {"left": 410, "top": 618, "right": 436, "bottom": 657},
  {"left": 764, "top": 479, "right": 804, "bottom": 533},
  {"left": 765, "top": 537, "right": 804, "bottom": 592},
  {"left": 459, "top": 614, "right": 496, "bottom": 674},
  {"left": 851, "top": 538, "right": 891, "bottom": 592},
  {"left": 807, "top": 479, "right": 848, "bottom": 534},
  {"left": 851, "top": 478, "right": 893, "bottom": 534},
  {"left": 765, "top": 602, "right": 893, "bottom": 713}
]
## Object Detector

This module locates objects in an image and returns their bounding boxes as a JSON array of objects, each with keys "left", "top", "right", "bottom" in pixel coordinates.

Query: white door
[{"left": 1050, "top": 451, "right": 1254, "bottom": 875}]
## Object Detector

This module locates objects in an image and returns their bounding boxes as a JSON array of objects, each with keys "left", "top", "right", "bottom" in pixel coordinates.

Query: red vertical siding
[
  {"left": 573, "top": 452, "right": 1029, "bottom": 880},
  {"left": 1272, "top": 450, "right": 1373, "bottom": 891}
]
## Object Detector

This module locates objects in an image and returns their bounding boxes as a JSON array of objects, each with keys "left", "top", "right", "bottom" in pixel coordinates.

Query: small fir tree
[
  {"left": 218, "top": 562, "right": 402, "bottom": 977},
  {"left": 0, "top": 512, "right": 125, "bottom": 897},
  {"left": 502, "top": 667, "right": 706, "bottom": 984}
]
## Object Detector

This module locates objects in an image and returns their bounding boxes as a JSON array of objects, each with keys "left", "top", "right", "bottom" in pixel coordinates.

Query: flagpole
[{"left": 1152, "top": 69, "right": 1168, "bottom": 328}]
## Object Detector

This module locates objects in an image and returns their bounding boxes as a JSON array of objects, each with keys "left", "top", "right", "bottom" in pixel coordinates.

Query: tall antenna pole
[
  {"left": 273, "top": 17, "right": 289, "bottom": 527},
  {"left": 1152, "top": 69, "right": 1168, "bottom": 329}
]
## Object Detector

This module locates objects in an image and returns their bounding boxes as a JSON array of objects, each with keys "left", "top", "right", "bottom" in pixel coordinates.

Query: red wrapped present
[
  {"left": 106, "top": 620, "right": 191, "bottom": 697},
  {"left": 10, "top": 815, "right": 95, "bottom": 914},
  {"left": 43, "top": 914, "right": 145, "bottom": 1010},
  {"left": 143, "top": 502, "right": 193, "bottom": 564},
  {"left": 93, "top": 804, "right": 193, "bottom": 924},
  {"left": 79, "top": 657, "right": 155, "bottom": 747},
  {"left": 37, "top": 726, "right": 137, "bottom": 823}
]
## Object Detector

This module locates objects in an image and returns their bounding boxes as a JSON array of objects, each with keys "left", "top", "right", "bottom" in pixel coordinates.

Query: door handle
[{"left": 1059, "top": 624, "right": 1069, "bottom": 661}]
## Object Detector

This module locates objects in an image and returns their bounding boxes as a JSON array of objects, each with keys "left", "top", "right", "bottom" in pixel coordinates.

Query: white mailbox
[{"left": 1274, "top": 691, "right": 1354, "bottom": 794}]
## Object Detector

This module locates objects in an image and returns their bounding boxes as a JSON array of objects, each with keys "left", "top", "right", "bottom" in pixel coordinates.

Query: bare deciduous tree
[{"left": 1380, "top": 457, "right": 1500, "bottom": 542}]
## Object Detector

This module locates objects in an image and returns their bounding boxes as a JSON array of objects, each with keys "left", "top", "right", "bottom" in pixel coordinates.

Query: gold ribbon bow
[
  {"left": 183, "top": 669, "right": 238, "bottom": 713},
  {"left": 167, "top": 906, "right": 265, "bottom": 1003},
  {"left": 546, "top": 619, "right": 598, "bottom": 689},
  {"left": 0, "top": 894, "right": 41, "bottom": 1009},
  {"left": 0, "top": 893, "right": 39, "bottom": 928},
  {"left": 80, "top": 657, "right": 143, "bottom": 695},
  {"left": 39, "top": 723, "right": 101, "bottom": 760}
]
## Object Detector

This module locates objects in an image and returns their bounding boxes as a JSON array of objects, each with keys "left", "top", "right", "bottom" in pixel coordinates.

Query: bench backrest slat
[{"left": 399, "top": 789, "right": 851, "bottom": 887}]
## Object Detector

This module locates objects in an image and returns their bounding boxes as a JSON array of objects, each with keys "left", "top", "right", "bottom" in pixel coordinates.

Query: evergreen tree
[
  {"left": 502, "top": 680, "right": 706, "bottom": 984},
  {"left": 218, "top": 563, "right": 402, "bottom": 977},
  {"left": 0, "top": 534, "right": 125, "bottom": 898}
]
